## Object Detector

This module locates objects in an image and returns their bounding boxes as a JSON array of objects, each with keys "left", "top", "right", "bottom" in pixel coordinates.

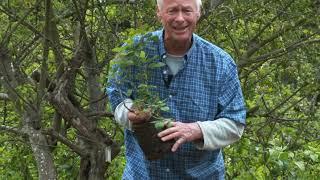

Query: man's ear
[
  {"left": 156, "top": 6, "right": 161, "bottom": 20},
  {"left": 196, "top": 12, "right": 201, "bottom": 20}
]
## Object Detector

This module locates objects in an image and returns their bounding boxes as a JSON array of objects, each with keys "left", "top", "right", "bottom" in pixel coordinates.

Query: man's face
[{"left": 157, "top": 0, "right": 200, "bottom": 43}]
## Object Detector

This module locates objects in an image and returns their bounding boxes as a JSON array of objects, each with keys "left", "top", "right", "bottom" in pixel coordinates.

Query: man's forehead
[{"left": 162, "top": 0, "right": 197, "bottom": 8}]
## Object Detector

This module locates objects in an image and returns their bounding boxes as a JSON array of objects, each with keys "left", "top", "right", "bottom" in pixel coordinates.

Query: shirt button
[
  {"left": 169, "top": 95, "right": 173, "bottom": 98},
  {"left": 166, "top": 168, "right": 170, "bottom": 172}
]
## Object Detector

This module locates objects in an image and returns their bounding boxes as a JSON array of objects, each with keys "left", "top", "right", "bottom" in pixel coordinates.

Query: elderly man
[{"left": 107, "top": 0, "right": 246, "bottom": 179}]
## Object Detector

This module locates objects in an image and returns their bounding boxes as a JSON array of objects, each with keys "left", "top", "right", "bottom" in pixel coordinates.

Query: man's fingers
[
  {"left": 171, "top": 137, "right": 186, "bottom": 152},
  {"left": 128, "top": 112, "right": 136, "bottom": 120},
  {"left": 128, "top": 111, "right": 150, "bottom": 123},
  {"left": 157, "top": 126, "right": 178, "bottom": 138},
  {"left": 160, "top": 131, "right": 180, "bottom": 141},
  {"left": 157, "top": 122, "right": 201, "bottom": 152}
]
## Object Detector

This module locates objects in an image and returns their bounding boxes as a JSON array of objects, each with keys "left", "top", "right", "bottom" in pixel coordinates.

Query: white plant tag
[{"left": 105, "top": 146, "right": 112, "bottom": 162}]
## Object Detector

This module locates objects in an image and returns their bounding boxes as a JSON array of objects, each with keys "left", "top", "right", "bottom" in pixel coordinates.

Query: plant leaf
[{"left": 148, "top": 62, "right": 166, "bottom": 69}]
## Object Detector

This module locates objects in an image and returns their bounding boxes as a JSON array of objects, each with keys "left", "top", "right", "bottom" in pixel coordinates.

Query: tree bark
[{"left": 25, "top": 126, "right": 57, "bottom": 180}]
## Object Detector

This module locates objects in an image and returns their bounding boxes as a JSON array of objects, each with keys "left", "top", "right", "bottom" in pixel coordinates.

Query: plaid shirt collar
[{"left": 156, "top": 29, "right": 196, "bottom": 62}]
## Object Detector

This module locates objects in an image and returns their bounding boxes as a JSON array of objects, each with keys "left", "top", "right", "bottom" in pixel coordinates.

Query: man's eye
[
  {"left": 168, "top": 9, "right": 177, "bottom": 14},
  {"left": 183, "top": 10, "right": 192, "bottom": 15},
  {"left": 184, "top": 9, "right": 193, "bottom": 14}
]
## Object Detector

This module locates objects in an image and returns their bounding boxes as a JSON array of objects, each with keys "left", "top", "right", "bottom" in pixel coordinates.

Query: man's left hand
[{"left": 158, "top": 122, "right": 203, "bottom": 152}]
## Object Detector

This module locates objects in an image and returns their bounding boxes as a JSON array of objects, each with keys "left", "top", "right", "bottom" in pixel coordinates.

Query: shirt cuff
[
  {"left": 114, "top": 98, "right": 133, "bottom": 131},
  {"left": 194, "top": 118, "right": 245, "bottom": 150}
]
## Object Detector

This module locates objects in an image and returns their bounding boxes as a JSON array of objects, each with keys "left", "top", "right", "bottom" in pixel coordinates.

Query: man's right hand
[{"left": 128, "top": 110, "right": 152, "bottom": 124}]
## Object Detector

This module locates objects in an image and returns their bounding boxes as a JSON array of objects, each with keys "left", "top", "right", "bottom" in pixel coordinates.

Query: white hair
[{"left": 157, "top": 0, "right": 202, "bottom": 11}]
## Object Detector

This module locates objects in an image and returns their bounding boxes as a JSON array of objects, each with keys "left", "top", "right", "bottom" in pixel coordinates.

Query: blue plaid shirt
[{"left": 107, "top": 30, "right": 246, "bottom": 179}]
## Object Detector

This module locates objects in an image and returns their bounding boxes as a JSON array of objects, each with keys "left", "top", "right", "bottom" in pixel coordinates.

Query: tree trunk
[
  {"left": 23, "top": 113, "right": 57, "bottom": 180},
  {"left": 28, "top": 129, "right": 57, "bottom": 180},
  {"left": 79, "top": 145, "right": 107, "bottom": 180}
]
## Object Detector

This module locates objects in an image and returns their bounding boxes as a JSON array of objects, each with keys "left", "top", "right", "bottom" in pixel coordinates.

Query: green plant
[
  {"left": 110, "top": 33, "right": 173, "bottom": 127},
  {"left": 109, "top": 33, "right": 176, "bottom": 160}
]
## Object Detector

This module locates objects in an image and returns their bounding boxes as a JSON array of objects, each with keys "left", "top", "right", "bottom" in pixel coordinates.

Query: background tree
[{"left": 0, "top": 0, "right": 319, "bottom": 179}]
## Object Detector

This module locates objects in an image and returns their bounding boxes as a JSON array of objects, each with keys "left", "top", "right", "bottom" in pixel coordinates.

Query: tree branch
[
  {"left": 16, "top": 35, "right": 41, "bottom": 65},
  {"left": 264, "top": 83, "right": 309, "bottom": 116},
  {"left": 0, "top": 0, "right": 41, "bottom": 45},
  {"left": 47, "top": 78, "right": 92, "bottom": 138},
  {"left": 249, "top": 0, "right": 296, "bottom": 44},
  {"left": 98, "top": 0, "right": 137, "bottom": 5},
  {"left": 239, "top": 19, "right": 308, "bottom": 67},
  {"left": 250, "top": 38, "right": 320, "bottom": 65},
  {"left": 86, "top": 111, "right": 114, "bottom": 118},
  {"left": 43, "top": 129, "right": 88, "bottom": 157},
  {"left": 0, "top": 6, "right": 72, "bottom": 51},
  {"left": 0, "top": 46, "right": 35, "bottom": 113},
  {"left": 0, "top": 125, "right": 26, "bottom": 137}
]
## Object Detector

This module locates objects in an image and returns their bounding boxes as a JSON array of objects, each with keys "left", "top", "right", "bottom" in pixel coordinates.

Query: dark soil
[{"left": 132, "top": 120, "right": 175, "bottom": 160}]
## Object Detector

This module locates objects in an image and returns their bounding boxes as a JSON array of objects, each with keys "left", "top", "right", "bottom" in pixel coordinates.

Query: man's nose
[{"left": 175, "top": 11, "right": 185, "bottom": 22}]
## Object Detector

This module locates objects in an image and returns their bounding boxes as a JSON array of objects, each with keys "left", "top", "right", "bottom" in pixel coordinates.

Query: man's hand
[
  {"left": 128, "top": 110, "right": 152, "bottom": 124},
  {"left": 157, "top": 122, "right": 203, "bottom": 152}
]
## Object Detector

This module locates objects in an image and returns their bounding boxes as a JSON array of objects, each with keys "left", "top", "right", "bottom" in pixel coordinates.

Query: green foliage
[
  {"left": 0, "top": 140, "right": 38, "bottom": 179},
  {"left": 153, "top": 119, "right": 174, "bottom": 131},
  {"left": 54, "top": 143, "right": 80, "bottom": 179},
  {"left": 110, "top": 33, "right": 169, "bottom": 120}
]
